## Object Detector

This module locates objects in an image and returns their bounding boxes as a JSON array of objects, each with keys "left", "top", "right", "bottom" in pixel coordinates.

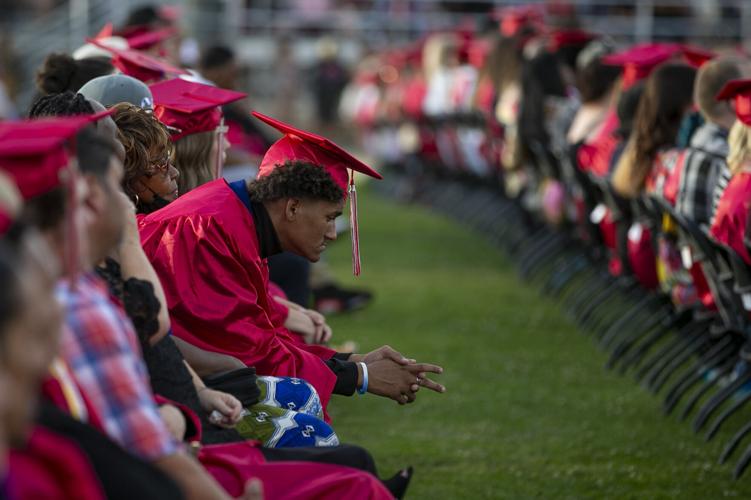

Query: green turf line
[{"left": 323, "top": 188, "right": 751, "bottom": 499}]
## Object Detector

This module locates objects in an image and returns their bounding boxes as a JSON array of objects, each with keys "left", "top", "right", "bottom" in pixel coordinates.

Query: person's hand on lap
[{"left": 198, "top": 388, "right": 243, "bottom": 427}]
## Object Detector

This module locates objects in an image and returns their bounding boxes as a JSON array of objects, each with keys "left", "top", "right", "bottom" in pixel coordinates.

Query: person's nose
[
  {"left": 169, "top": 163, "right": 180, "bottom": 180},
  {"left": 325, "top": 222, "right": 337, "bottom": 241}
]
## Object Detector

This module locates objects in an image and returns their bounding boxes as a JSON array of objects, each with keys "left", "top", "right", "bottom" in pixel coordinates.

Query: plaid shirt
[
  {"left": 675, "top": 122, "right": 729, "bottom": 227},
  {"left": 57, "top": 273, "right": 178, "bottom": 461}
]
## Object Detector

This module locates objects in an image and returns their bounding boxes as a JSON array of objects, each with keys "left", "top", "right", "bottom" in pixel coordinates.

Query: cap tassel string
[
  {"left": 349, "top": 171, "right": 361, "bottom": 276},
  {"left": 64, "top": 158, "right": 81, "bottom": 289}
]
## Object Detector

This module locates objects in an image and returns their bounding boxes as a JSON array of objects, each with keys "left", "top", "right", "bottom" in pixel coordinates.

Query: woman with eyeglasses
[{"left": 112, "top": 102, "right": 179, "bottom": 214}]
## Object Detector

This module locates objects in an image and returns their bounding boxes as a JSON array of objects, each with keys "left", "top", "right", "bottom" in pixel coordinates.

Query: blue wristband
[{"left": 357, "top": 362, "right": 368, "bottom": 395}]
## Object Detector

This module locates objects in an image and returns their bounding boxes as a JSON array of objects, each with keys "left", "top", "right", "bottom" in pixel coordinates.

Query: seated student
[
  {"left": 610, "top": 63, "right": 697, "bottom": 290},
  {"left": 0, "top": 224, "right": 105, "bottom": 500},
  {"left": 675, "top": 57, "right": 746, "bottom": 226},
  {"left": 139, "top": 112, "right": 446, "bottom": 418},
  {"left": 0, "top": 120, "right": 184, "bottom": 500},
  {"left": 648, "top": 58, "right": 746, "bottom": 308},
  {"left": 710, "top": 79, "right": 751, "bottom": 265},
  {"left": 111, "top": 102, "right": 340, "bottom": 448},
  {"left": 566, "top": 40, "right": 620, "bottom": 148}
]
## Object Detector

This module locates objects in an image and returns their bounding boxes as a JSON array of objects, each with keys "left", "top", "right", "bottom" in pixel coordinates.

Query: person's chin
[{"left": 307, "top": 249, "right": 324, "bottom": 262}]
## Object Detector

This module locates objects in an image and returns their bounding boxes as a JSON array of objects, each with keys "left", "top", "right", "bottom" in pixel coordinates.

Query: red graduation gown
[
  {"left": 139, "top": 179, "right": 337, "bottom": 414},
  {"left": 8, "top": 426, "right": 105, "bottom": 500},
  {"left": 711, "top": 171, "right": 751, "bottom": 265}
]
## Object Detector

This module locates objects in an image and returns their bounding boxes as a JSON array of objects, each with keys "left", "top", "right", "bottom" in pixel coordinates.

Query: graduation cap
[
  {"left": 493, "top": 5, "right": 545, "bottom": 38},
  {"left": 86, "top": 38, "right": 186, "bottom": 83},
  {"left": 252, "top": 111, "right": 382, "bottom": 276},
  {"left": 125, "top": 26, "right": 178, "bottom": 51},
  {"left": 602, "top": 43, "right": 683, "bottom": 88},
  {"left": 716, "top": 79, "right": 751, "bottom": 126},
  {"left": 150, "top": 78, "right": 246, "bottom": 140},
  {"left": 0, "top": 111, "right": 113, "bottom": 278},
  {"left": 548, "top": 29, "right": 598, "bottom": 51},
  {"left": 681, "top": 45, "right": 716, "bottom": 68},
  {"left": 0, "top": 111, "right": 113, "bottom": 198}
]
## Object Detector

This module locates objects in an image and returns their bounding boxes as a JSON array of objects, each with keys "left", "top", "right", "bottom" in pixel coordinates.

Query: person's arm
[
  {"left": 154, "top": 453, "right": 231, "bottom": 500},
  {"left": 113, "top": 194, "right": 171, "bottom": 344},
  {"left": 275, "top": 296, "right": 332, "bottom": 344},
  {"left": 172, "top": 337, "right": 246, "bottom": 377},
  {"left": 348, "top": 345, "right": 446, "bottom": 403},
  {"left": 184, "top": 360, "right": 242, "bottom": 427}
]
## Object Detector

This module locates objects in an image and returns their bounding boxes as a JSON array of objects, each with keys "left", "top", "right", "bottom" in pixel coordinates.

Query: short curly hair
[
  {"left": 112, "top": 103, "right": 173, "bottom": 200},
  {"left": 248, "top": 161, "right": 344, "bottom": 203}
]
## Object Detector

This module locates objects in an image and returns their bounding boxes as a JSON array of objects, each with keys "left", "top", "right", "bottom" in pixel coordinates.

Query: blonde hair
[
  {"left": 174, "top": 130, "right": 215, "bottom": 194},
  {"left": 611, "top": 139, "right": 640, "bottom": 198},
  {"left": 727, "top": 120, "right": 751, "bottom": 175},
  {"left": 611, "top": 64, "right": 697, "bottom": 199}
]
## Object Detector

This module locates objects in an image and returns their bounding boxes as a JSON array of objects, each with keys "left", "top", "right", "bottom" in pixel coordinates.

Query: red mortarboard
[
  {"left": 252, "top": 111, "right": 382, "bottom": 275},
  {"left": 253, "top": 111, "right": 382, "bottom": 192},
  {"left": 126, "top": 26, "right": 178, "bottom": 51},
  {"left": 0, "top": 110, "right": 113, "bottom": 198},
  {"left": 681, "top": 45, "right": 716, "bottom": 68},
  {"left": 493, "top": 5, "right": 545, "bottom": 38},
  {"left": 86, "top": 38, "right": 186, "bottom": 83},
  {"left": 94, "top": 22, "right": 114, "bottom": 40},
  {"left": 150, "top": 78, "right": 246, "bottom": 140},
  {"left": 548, "top": 29, "right": 597, "bottom": 51},
  {"left": 602, "top": 43, "right": 682, "bottom": 88},
  {"left": 0, "top": 111, "right": 113, "bottom": 280},
  {"left": 716, "top": 79, "right": 751, "bottom": 126}
]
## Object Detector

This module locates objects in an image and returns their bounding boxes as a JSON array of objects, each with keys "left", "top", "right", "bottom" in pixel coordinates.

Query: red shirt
[{"left": 711, "top": 170, "right": 751, "bottom": 264}]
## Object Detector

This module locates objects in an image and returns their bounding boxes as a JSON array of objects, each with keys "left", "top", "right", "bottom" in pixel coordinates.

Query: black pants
[{"left": 259, "top": 443, "right": 378, "bottom": 476}]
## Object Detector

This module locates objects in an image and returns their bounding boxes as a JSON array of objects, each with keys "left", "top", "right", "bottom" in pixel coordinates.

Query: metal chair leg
[
  {"left": 705, "top": 391, "right": 751, "bottom": 442},
  {"left": 663, "top": 336, "right": 737, "bottom": 415},
  {"left": 680, "top": 358, "right": 736, "bottom": 421},
  {"left": 693, "top": 368, "right": 751, "bottom": 433},
  {"left": 634, "top": 320, "right": 708, "bottom": 383},
  {"left": 647, "top": 334, "right": 712, "bottom": 394}
]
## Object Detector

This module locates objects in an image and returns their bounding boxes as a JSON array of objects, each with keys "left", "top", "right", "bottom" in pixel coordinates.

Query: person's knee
[{"left": 335, "top": 444, "right": 376, "bottom": 474}]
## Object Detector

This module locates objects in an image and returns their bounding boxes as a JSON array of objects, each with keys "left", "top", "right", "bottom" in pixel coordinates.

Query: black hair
[
  {"left": 616, "top": 81, "right": 646, "bottom": 139},
  {"left": 124, "top": 4, "right": 161, "bottom": 28},
  {"left": 76, "top": 127, "right": 119, "bottom": 180},
  {"left": 518, "top": 50, "right": 567, "bottom": 147},
  {"left": 28, "top": 91, "right": 95, "bottom": 119},
  {"left": 199, "top": 45, "right": 235, "bottom": 71},
  {"left": 0, "top": 240, "right": 22, "bottom": 343},
  {"left": 35, "top": 53, "right": 113, "bottom": 95},
  {"left": 576, "top": 58, "right": 621, "bottom": 103},
  {"left": 247, "top": 161, "right": 344, "bottom": 203}
]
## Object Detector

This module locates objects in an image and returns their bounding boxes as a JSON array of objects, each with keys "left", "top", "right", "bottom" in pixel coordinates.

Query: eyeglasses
[{"left": 145, "top": 152, "right": 174, "bottom": 177}]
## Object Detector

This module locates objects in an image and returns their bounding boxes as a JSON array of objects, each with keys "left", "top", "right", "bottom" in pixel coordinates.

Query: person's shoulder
[{"left": 141, "top": 179, "right": 240, "bottom": 225}]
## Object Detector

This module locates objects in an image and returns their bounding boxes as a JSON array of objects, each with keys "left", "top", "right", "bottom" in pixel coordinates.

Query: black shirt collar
[{"left": 227, "top": 180, "right": 283, "bottom": 258}]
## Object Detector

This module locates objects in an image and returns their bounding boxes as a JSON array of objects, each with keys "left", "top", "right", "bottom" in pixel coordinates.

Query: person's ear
[{"left": 285, "top": 198, "right": 301, "bottom": 221}]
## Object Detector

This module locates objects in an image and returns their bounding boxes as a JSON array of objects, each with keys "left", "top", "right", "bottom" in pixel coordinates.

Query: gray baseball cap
[{"left": 78, "top": 74, "right": 154, "bottom": 109}]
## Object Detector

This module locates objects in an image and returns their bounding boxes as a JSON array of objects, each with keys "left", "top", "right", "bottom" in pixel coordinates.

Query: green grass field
[{"left": 323, "top": 188, "right": 751, "bottom": 499}]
